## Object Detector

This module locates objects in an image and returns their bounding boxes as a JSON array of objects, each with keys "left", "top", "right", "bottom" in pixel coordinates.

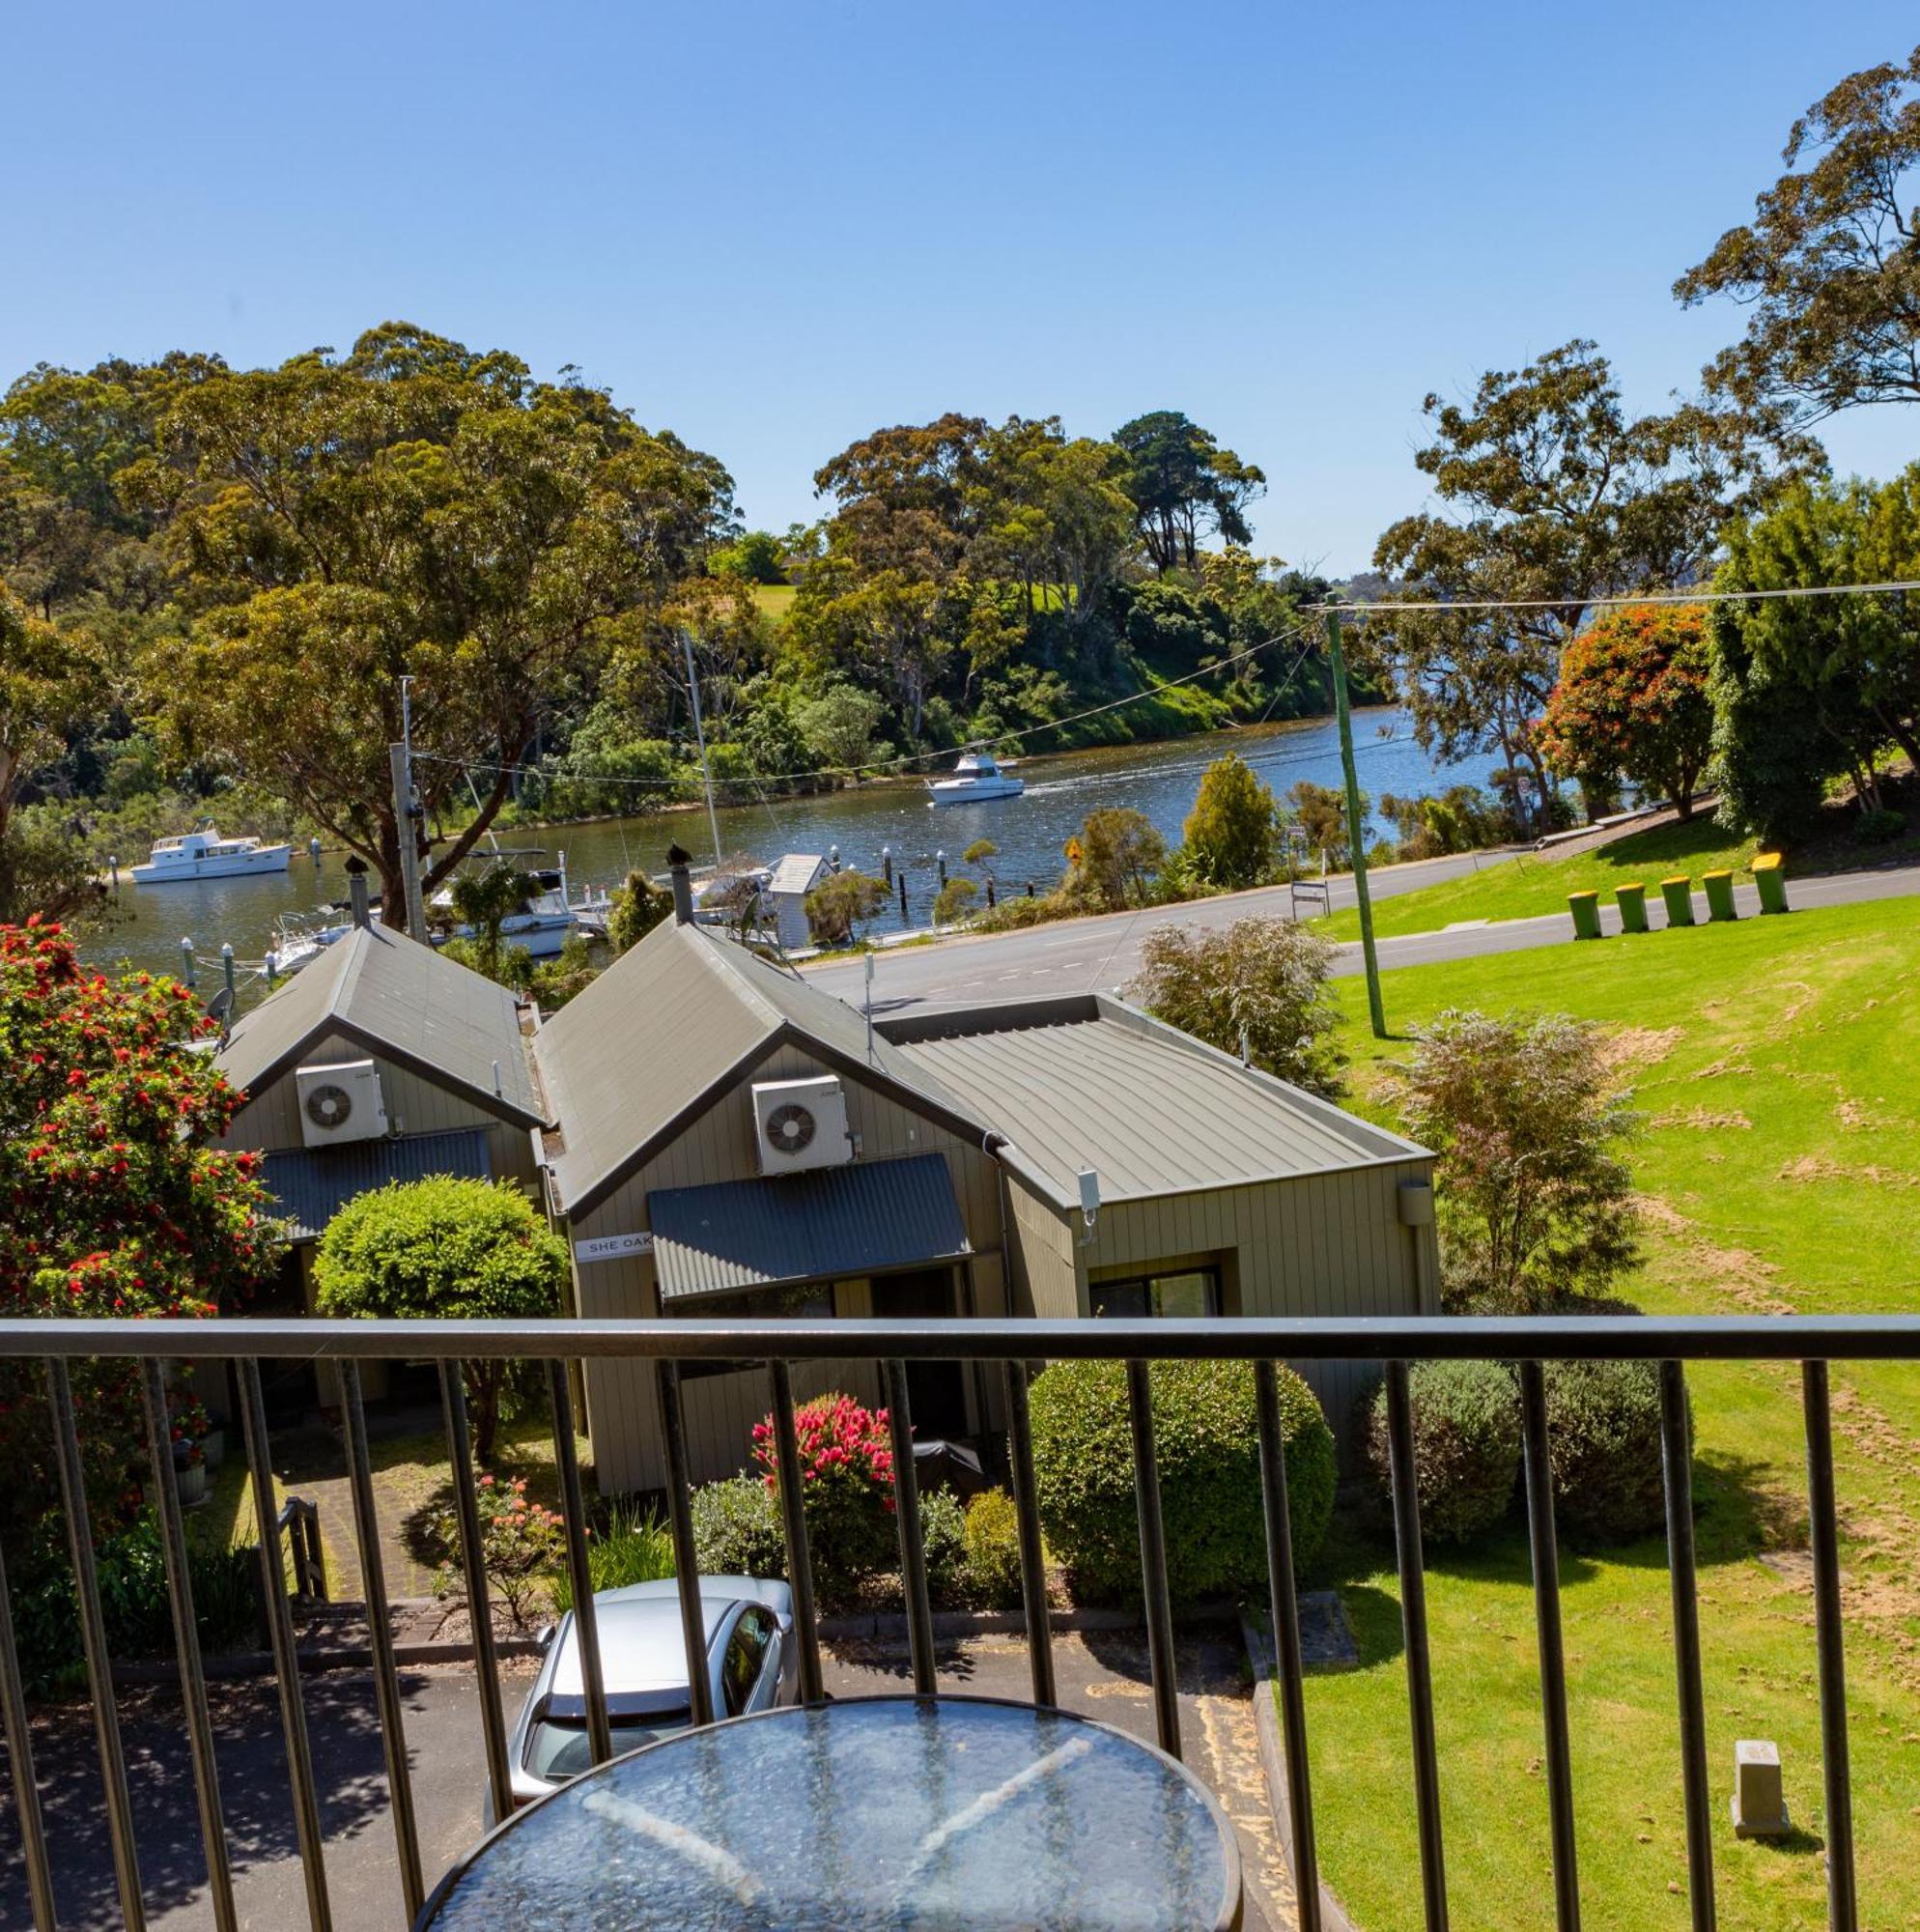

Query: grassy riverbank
[{"left": 1302, "top": 895, "right": 1920, "bottom": 1932}]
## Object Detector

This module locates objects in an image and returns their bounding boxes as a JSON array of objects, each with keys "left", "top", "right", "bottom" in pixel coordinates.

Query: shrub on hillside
[
  {"left": 1365, "top": 1360, "right": 1521, "bottom": 1547},
  {"left": 1029, "top": 1359, "right": 1334, "bottom": 1605},
  {"left": 1542, "top": 1358, "right": 1669, "bottom": 1544}
]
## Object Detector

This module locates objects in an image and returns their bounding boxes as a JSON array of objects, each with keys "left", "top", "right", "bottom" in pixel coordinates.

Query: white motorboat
[
  {"left": 129, "top": 827, "right": 294, "bottom": 883},
  {"left": 434, "top": 853, "right": 609, "bottom": 959},
  {"left": 927, "top": 751, "right": 1024, "bottom": 806}
]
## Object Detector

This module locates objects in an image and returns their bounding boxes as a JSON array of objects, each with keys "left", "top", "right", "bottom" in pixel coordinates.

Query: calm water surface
[{"left": 83, "top": 707, "right": 1500, "bottom": 987}]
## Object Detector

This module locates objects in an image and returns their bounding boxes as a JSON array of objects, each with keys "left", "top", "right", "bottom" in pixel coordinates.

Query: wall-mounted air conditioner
[
  {"left": 295, "top": 1060, "right": 388, "bottom": 1148},
  {"left": 750, "top": 1075, "right": 851, "bottom": 1176}
]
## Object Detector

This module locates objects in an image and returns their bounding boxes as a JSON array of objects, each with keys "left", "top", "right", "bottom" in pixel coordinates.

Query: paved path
[{"left": 807, "top": 857, "right": 1920, "bottom": 1014}]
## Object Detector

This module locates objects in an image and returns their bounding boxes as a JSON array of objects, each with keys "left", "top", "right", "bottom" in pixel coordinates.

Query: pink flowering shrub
[{"left": 750, "top": 1391, "right": 900, "bottom": 1601}]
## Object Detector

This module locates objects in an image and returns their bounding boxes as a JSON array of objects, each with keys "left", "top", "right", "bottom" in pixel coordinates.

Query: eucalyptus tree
[
  {"left": 147, "top": 324, "right": 737, "bottom": 926},
  {"left": 1676, "top": 45, "right": 1920, "bottom": 428},
  {"left": 1112, "top": 410, "right": 1265, "bottom": 575}
]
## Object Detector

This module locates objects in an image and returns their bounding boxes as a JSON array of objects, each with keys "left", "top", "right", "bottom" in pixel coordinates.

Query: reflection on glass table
[{"left": 419, "top": 1693, "right": 1242, "bottom": 1931}]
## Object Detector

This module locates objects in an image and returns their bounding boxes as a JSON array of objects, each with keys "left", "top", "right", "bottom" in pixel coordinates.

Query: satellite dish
[
  {"left": 305, "top": 1082, "right": 354, "bottom": 1131},
  {"left": 765, "top": 1102, "right": 817, "bottom": 1154}
]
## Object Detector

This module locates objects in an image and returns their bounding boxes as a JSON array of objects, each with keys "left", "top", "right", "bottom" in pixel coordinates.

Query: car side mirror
[{"left": 536, "top": 1623, "right": 556, "bottom": 1652}]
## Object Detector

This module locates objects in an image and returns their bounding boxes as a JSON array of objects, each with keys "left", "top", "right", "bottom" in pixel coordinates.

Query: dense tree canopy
[
  {"left": 1365, "top": 340, "right": 1806, "bottom": 830},
  {"left": 1113, "top": 412, "right": 1266, "bottom": 574},
  {"left": 1540, "top": 604, "right": 1715, "bottom": 818},
  {"left": 1676, "top": 46, "right": 1920, "bottom": 427}
]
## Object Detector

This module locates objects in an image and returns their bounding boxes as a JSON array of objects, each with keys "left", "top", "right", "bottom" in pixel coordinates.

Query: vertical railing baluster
[
  {"left": 657, "top": 1360, "right": 716, "bottom": 1728},
  {"left": 140, "top": 1361, "right": 237, "bottom": 1932},
  {"left": 1519, "top": 1361, "right": 1580, "bottom": 1932},
  {"left": 1802, "top": 1361, "right": 1857, "bottom": 1932},
  {"left": 0, "top": 1484, "right": 58, "bottom": 1932},
  {"left": 1002, "top": 1360, "right": 1056, "bottom": 1709},
  {"left": 549, "top": 1360, "right": 611, "bottom": 1761},
  {"left": 46, "top": 1360, "right": 148, "bottom": 1931},
  {"left": 1256, "top": 1359, "right": 1319, "bottom": 1932},
  {"left": 1385, "top": 1359, "right": 1448, "bottom": 1932},
  {"left": 339, "top": 1363, "right": 424, "bottom": 1921},
  {"left": 768, "top": 1360, "right": 823, "bottom": 1705},
  {"left": 440, "top": 1364, "right": 512, "bottom": 1820},
  {"left": 1126, "top": 1359, "right": 1181, "bottom": 1760},
  {"left": 239, "top": 1358, "right": 331, "bottom": 1931},
  {"left": 883, "top": 1360, "right": 937, "bottom": 1696},
  {"left": 1659, "top": 1359, "right": 1715, "bottom": 1932}
]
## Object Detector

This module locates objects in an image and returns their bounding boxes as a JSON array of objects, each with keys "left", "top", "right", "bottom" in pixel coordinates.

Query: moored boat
[{"left": 129, "top": 827, "right": 294, "bottom": 883}]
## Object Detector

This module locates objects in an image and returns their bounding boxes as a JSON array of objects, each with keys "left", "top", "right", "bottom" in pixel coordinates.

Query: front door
[{"left": 879, "top": 1266, "right": 971, "bottom": 1440}]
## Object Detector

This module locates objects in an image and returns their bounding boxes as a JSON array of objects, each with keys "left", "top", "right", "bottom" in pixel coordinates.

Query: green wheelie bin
[
  {"left": 1703, "top": 868, "right": 1737, "bottom": 922},
  {"left": 1616, "top": 883, "right": 1649, "bottom": 933},
  {"left": 1752, "top": 851, "right": 1789, "bottom": 914},
  {"left": 1568, "top": 890, "right": 1603, "bottom": 941},
  {"left": 1660, "top": 876, "right": 1696, "bottom": 927}
]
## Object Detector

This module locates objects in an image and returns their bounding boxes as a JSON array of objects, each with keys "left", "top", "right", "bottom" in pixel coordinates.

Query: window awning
[
  {"left": 648, "top": 1153, "right": 971, "bottom": 1304},
  {"left": 261, "top": 1127, "right": 494, "bottom": 1241}
]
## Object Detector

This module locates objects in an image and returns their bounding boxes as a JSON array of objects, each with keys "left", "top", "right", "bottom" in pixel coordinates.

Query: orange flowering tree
[
  {"left": 0, "top": 920, "right": 276, "bottom": 1544},
  {"left": 1540, "top": 604, "right": 1714, "bottom": 820}
]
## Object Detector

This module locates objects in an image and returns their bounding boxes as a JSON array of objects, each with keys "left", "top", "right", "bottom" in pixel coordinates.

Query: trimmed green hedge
[
  {"left": 1029, "top": 1358, "right": 1334, "bottom": 1605},
  {"left": 1366, "top": 1359, "right": 1522, "bottom": 1547},
  {"left": 1542, "top": 1357, "right": 1670, "bottom": 1543}
]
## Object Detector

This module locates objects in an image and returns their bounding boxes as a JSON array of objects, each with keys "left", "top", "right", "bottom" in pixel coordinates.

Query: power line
[
  {"left": 412, "top": 615, "right": 1328, "bottom": 792},
  {"left": 1333, "top": 578, "right": 1920, "bottom": 616}
]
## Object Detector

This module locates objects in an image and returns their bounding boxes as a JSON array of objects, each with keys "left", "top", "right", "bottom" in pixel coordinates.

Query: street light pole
[{"left": 1325, "top": 604, "right": 1387, "bottom": 1039}]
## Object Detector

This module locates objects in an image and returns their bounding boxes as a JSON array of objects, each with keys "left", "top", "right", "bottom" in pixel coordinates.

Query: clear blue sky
[{"left": 6, "top": 2, "right": 1915, "bottom": 573}]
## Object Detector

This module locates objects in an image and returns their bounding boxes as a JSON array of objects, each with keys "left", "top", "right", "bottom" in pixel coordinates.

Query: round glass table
[{"left": 418, "top": 1694, "right": 1242, "bottom": 1930}]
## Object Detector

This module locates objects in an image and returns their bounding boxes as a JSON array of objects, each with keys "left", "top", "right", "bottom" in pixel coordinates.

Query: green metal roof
[
  {"left": 889, "top": 995, "right": 1428, "bottom": 1204},
  {"left": 216, "top": 925, "right": 544, "bottom": 1127},
  {"left": 260, "top": 1127, "right": 494, "bottom": 1241},
  {"left": 532, "top": 923, "right": 988, "bottom": 1219},
  {"left": 648, "top": 1153, "right": 971, "bottom": 1301}
]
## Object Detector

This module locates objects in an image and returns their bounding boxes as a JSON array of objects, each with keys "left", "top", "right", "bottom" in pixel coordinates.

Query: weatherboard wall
[
  {"left": 221, "top": 1026, "right": 542, "bottom": 1194},
  {"left": 566, "top": 1038, "right": 1006, "bottom": 1494}
]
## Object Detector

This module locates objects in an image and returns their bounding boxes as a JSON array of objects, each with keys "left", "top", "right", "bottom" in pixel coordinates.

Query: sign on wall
[{"left": 573, "top": 1231, "right": 653, "bottom": 1264}]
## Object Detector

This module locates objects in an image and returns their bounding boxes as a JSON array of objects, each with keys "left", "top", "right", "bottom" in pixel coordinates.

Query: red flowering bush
[
  {"left": 0, "top": 921, "right": 277, "bottom": 1548},
  {"left": 750, "top": 1391, "right": 899, "bottom": 1603}
]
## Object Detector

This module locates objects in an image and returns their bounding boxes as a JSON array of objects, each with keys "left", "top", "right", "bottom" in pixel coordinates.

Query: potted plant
[{"left": 172, "top": 1435, "right": 209, "bottom": 1506}]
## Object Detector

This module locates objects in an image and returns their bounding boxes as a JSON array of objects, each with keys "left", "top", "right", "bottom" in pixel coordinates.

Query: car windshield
[{"left": 524, "top": 1711, "right": 692, "bottom": 1781}]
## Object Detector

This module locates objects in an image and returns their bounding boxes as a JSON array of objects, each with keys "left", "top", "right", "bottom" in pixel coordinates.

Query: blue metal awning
[
  {"left": 648, "top": 1154, "right": 971, "bottom": 1303},
  {"left": 261, "top": 1127, "right": 494, "bottom": 1241}
]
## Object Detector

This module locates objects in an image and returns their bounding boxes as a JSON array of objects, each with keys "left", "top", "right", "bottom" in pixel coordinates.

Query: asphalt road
[{"left": 807, "top": 855, "right": 1920, "bottom": 1015}]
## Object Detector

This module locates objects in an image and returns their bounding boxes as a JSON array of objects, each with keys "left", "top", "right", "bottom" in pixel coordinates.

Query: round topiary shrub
[
  {"left": 1028, "top": 1359, "right": 1334, "bottom": 1605},
  {"left": 1541, "top": 1357, "right": 1669, "bottom": 1544},
  {"left": 961, "top": 1488, "right": 1025, "bottom": 1610},
  {"left": 1366, "top": 1360, "right": 1522, "bottom": 1546}
]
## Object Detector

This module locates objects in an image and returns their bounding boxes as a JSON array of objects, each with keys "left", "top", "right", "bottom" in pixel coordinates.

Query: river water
[{"left": 81, "top": 707, "right": 1501, "bottom": 985}]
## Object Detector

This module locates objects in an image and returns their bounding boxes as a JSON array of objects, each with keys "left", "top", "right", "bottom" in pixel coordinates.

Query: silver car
[{"left": 489, "top": 1576, "right": 800, "bottom": 1824}]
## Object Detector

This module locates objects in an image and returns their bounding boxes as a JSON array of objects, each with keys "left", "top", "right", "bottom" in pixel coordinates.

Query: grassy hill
[{"left": 1301, "top": 896, "right": 1920, "bottom": 1931}]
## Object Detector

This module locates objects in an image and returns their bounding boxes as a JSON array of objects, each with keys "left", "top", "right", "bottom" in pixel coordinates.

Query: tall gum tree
[{"left": 145, "top": 324, "right": 737, "bottom": 927}]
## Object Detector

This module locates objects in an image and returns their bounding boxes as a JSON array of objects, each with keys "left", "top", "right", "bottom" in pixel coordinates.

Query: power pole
[
  {"left": 389, "top": 744, "right": 429, "bottom": 939},
  {"left": 680, "top": 630, "right": 724, "bottom": 873},
  {"left": 1325, "top": 604, "right": 1387, "bottom": 1039}
]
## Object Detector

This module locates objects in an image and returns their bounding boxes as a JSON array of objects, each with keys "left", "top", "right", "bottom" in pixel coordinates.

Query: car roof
[{"left": 545, "top": 1577, "right": 791, "bottom": 1700}]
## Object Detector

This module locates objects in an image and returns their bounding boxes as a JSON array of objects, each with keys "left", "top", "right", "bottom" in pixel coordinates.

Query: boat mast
[{"left": 680, "top": 629, "right": 724, "bottom": 873}]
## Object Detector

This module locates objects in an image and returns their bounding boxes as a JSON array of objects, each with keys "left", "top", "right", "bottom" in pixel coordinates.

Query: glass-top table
[{"left": 418, "top": 1694, "right": 1243, "bottom": 1930}]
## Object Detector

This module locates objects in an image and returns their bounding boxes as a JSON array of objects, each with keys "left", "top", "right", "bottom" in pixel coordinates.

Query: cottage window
[{"left": 1088, "top": 1267, "right": 1220, "bottom": 1321}]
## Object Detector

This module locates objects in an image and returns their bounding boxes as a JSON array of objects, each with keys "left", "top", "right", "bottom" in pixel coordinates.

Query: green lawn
[
  {"left": 1301, "top": 896, "right": 1920, "bottom": 1932},
  {"left": 750, "top": 582, "right": 797, "bottom": 623},
  {"left": 1317, "top": 814, "right": 1764, "bottom": 941}
]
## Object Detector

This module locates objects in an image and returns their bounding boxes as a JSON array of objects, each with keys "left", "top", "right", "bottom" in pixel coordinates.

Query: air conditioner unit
[
  {"left": 750, "top": 1075, "right": 851, "bottom": 1176},
  {"left": 295, "top": 1060, "right": 388, "bottom": 1149}
]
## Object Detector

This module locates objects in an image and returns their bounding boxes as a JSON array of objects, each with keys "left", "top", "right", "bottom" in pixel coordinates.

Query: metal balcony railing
[{"left": 2, "top": 1312, "right": 1915, "bottom": 1932}]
